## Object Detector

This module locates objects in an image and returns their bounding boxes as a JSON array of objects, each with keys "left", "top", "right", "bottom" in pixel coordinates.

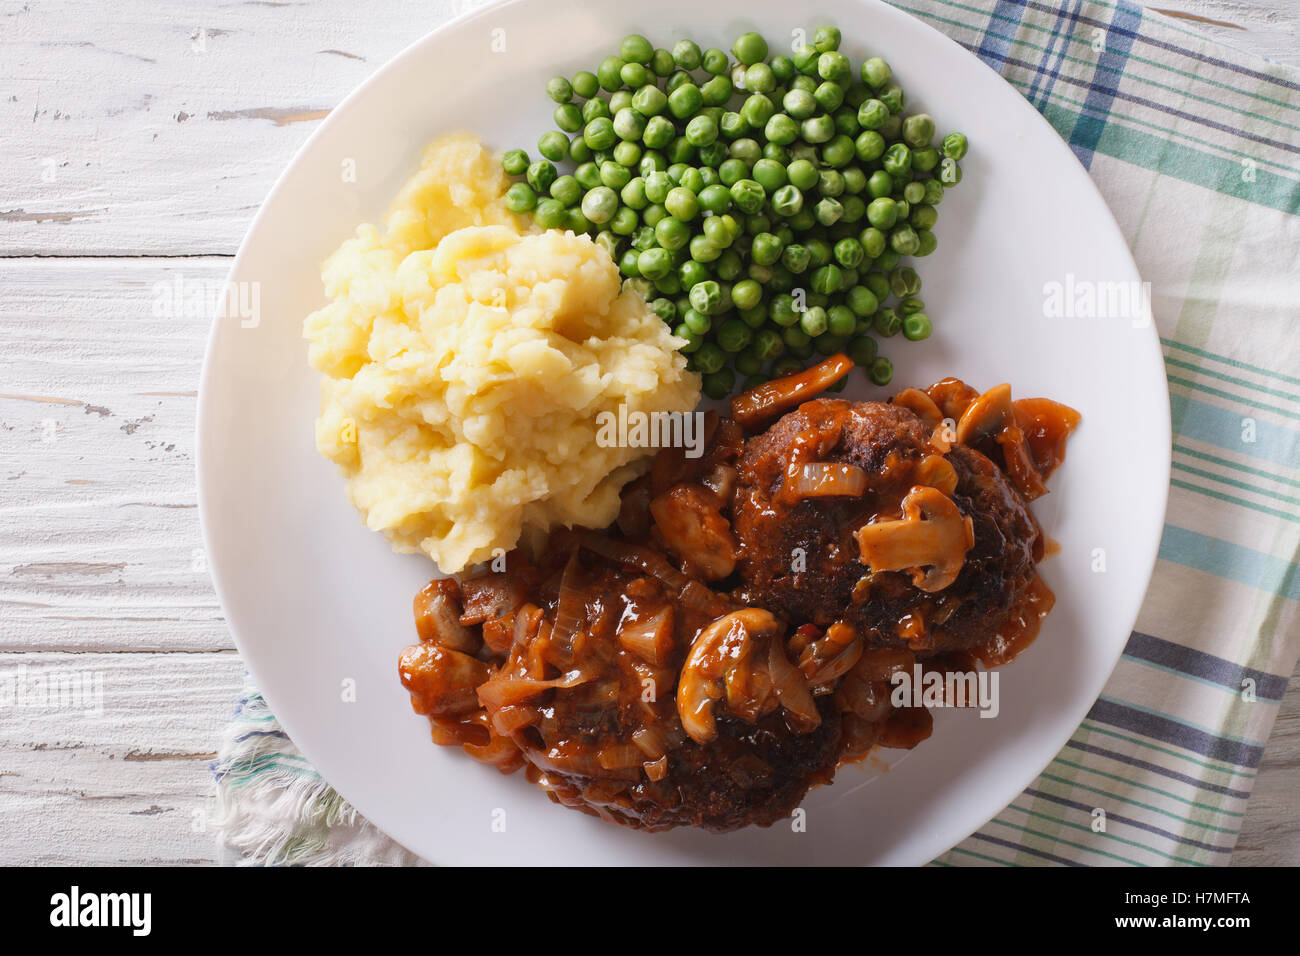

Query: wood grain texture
[{"left": 0, "top": 0, "right": 1295, "bottom": 866}]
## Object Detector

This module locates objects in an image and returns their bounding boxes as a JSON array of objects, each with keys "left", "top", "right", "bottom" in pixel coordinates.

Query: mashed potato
[{"left": 304, "top": 133, "right": 700, "bottom": 573}]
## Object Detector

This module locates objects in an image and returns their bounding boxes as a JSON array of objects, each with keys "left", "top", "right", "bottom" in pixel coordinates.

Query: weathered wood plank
[
  {"left": 0, "top": 257, "right": 230, "bottom": 652},
  {"left": 0, "top": 651, "right": 242, "bottom": 864}
]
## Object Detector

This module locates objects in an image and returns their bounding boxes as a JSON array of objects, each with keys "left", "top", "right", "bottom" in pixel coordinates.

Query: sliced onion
[
  {"left": 631, "top": 725, "right": 668, "bottom": 760},
  {"left": 788, "top": 462, "right": 868, "bottom": 498},
  {"left": 578, "top": 532, "right": 689, "bottom": 592},
  {"left": 549, "top": 551, "right": 585, "bottom": 665},
  {"left": 476, "top": 668, "right": 588, "bottom": 710},
  {"left": 644, "top": 756, "right": 669, "bottom": 782},
  {"left": 768, "top": 635, "right": 821, "bottom": 732}
]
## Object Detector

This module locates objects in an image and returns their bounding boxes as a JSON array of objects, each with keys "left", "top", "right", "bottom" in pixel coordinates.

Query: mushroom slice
[
  {"left": 677, "top": 608, "right": 817, "bottom": 744},
  {"left": 913, "top": 453, "right": 958, "bottom": 496},
  {"left": 855, "top": 485, "right": 975, "bottom": 592},
  {"left": 892, "top": 387, "right": 944, "bottom": 427},
  {"left": 955, "top": 383, "right": 1048, "bottom": 500}
]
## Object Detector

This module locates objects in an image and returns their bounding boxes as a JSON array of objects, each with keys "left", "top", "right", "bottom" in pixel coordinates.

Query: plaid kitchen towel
[{"left": 213, "top": 0, "right": 1300, "bottom": 865}]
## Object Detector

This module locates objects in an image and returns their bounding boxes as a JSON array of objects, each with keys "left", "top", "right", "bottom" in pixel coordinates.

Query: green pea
[
  {"left": 538, "top": 131, "right": 569, "bottom": 162},
  {"left": 814, "top": 197, "right": 844, "bottom": 227},
  {"left": 720, "top": 111, "right": 749, "bottom": 141},
  {"left": 682, "top": 308, "right": 711, "bottom": 336},
  {"left": 700, "top": 75, "right": 733, "bottom": 107},
  {"left": 800, "top": 306, "right": 829, "bottom": 337},
  {"left": 502, "top": 148, "right": 530, "bottom": 177},
  {"left": 763, "top": 114, "right": 799, "bottom": 147},
  {"left": 828, "top": 304, "right": 857, "bottom": 337},
  {"left": 701, "top": 215, "right": 734, "bottom": 246},
  {"left": 748, "top": 158, "right": 784, "bottom": 193},
  {"left": 678, "top": 166, "right": 704, "bottom": 193},
  {"left": 718, "top": 158, "right": 748, "bottom": 187},
  {"left": 580, "top": 186, "right": 618, "bottom": 224},
  {"left": 569, "top": 136, "right": 593, "bottom": 164},
  {"left": 583, "top": 117, "right": 616, "bottom": 151},
  {"left": 689, "top": 280, "right": 723, "bottom": 315},
  {"left": 882, "top": 143, "right": 912, "bottom": 178},
  {"left": 801, "top": 115, "right": 835, "bottom": 144},
  {"left": 785, "top": 159, "right": 818, "bottom": 191},
  {"left": 731, "top": 278, "right": 763, "bottom": 312},
  {"left": 526, "top": 159, "right": 557, "bottom": 193},
  {"left": 566, "top": 206, "right": 594, "bottom": 233},
  {"left": 866, "top": 197, "right": 899, "bottom": 229},
  {"left": 663, "top": 186, "right": 698, "bottom": 221},
  {"left": 762, "top": 141, "right": 791, "bottom": 164},
  {"left": 745, "top": 62, "right": 776, "bottom": 94},
  {"left": 860, "top": 56, "right": 891, "bottom": 89},
  {"left": 903, "top": 312, "right": 932, "bottom": 341},
  {"left": 854, "top": 130, "right": 886, "bottom": 161},
  {"left": 890, "top": 224, "right": 920, "bottom": 255},
  {"left": 504, "top": 182, "right": 537, "bottom": 213},
  {"left": 533, "top": 198, "right": 566, "bottom": 229},
  {"left": 685, "top": 114, "right": 719, "bottom": 147},
  {"left": 701, "top": 367, "right": 735, "bottom": 399},
  {"left": 916, "top": 229, "right": 937, "bottom": 256},
  {"left": 741, "top": 93, "right": 775, "bottom": 129},
  {"left": 943, "top": 131, "right": 969, "bottom": 160},
  {"left": 600, "top": 160, "right": 631, "bottom": 190},
  {"left": 822, "top": 134, "right": 856, "bottom": 167},
  {"left": 632, "top": 85, "right": 668, "bottom": 118},
  {"left": 636, "top": 247, "right": 673, "bottom": 281},
  {"left": 609, "top": 206, "right": 639, "bottom": 235},
  {"left": 674, "top": 323, "right": 702, "bottom": 352},
  {"left": 912, "top": 146, "right": 940, "bottom": 173},
  {"left": 673, "top": 39, "right": 702, "bottom": 70},
  {"left": 650, "top": 296, "right": 676, "bottom": 321},
  {"left": 643, "top": 171, "right": 671, "bottom": 204},
  {"left": 876, "top": 248, "right": 901, "bottom": 271},
  {"left": 868, "top": 356, "right": 894, "bottom": 386},
  {"left": 817, "top": 51, "right": 851, "bottom": 82},
  {"left": 668, "top": 83, "right": 704, "bottom": 120},
  {"left": 814, "top": 81, "right": 845, "bottom": 112},
  {"left": 635, "top": 117, "right": 670, "bottom": 151},
  {"left": 732, "top": 32, "right": 768, "bottom": 65},
  {"left": 911, "top": 204, "right": 938, "bottom": 231},
  {"left": 620, "top": 34, "right": 653, "bottom": 65},
  {"left": 547, "top": 76, "right": 574, "bottom": 104},
  {"left": 783, "top": 89, "right": 817, "bottom": 121},
  {"left": 857, "top": 99, "right": 889, "bottom": 130},
  {"left": 549, "top": 175, "right": 581, "bottom": 206},
  {"left": 751, "top": 232, "right": 784, "bottom": 265},
  {"left": 866, "top": 170, "right": 893, "bottom": 200},
  {"left": 666, "top": 137, "right": 695, "bottom": 164},
  {"left": 597, "top": 55, "right": 626, "bottom": 91},
  {"left": 574, "top": 161, "right": 602, "bottom": 190},
  {"left": 613, "top": 108, "right": 647, "bottom": 142},
  {"left": 698, "top": 141, "right": 728, "bottom": 168},
  {"left": 901, "top": 113, "right": 935, "bottom": 148},
  {"left": 873, "top": 307, "right": 901, "bottom": 337},
  {"left": 572, "top": 70, "right": 599, "bottom": 98},
  {"left": 811, "top": 264, "right": 844, "bottom": 295},
  {"left": 717, "top": 318, "right": 752, "bottom": 352},
  {"left": 780, "top": 243, "right": 810, "bottom": 273},
  {"left": 902, "top": 181, "right": 926, "bottom": 205},
  {"left": 834, "top": 237, "right": 865, "bottom": 269},
  {"left": 651, "top": 49, "right": 675, "bottom": 77},
  {"left": 841, "top": 196, "right": 866, "bottom": 223},
  {"left": 771, "top": 184, "right": 804, "bottom": 217},
  {"left": 701, "top": 47, "right": 730, "bottom": 76},
  {"left": 698, "top": 183, "right": 732, "bottom": 214},
  {"left": 846, "top": 285, "right": 879, "bottom": 317},
  {"left": 898, "top": 295, "right": 925, "bottom": 316},
  {"left": 939, "top": 157, "right": 963, "bottom": 186},
  {"left": 689, "top": 234, "right": 722, "bottom": 262}
]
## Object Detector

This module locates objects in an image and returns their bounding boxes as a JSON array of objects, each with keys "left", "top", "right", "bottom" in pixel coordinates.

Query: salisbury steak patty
[{"left": 732, "top": 398, "right": 1043, "bottom": 655}]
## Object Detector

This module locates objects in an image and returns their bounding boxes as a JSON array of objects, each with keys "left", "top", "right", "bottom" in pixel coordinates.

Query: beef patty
[{"left": 731, "top": 398, "right": 1043, "bottom": 656}]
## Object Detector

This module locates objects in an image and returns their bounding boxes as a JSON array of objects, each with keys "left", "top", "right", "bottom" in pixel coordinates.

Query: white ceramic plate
[{"left": 197, "top": 0, "right": 1170, "bottom": 865}]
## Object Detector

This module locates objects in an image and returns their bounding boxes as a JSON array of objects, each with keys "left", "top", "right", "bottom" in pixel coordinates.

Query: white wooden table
[{"left": 1, "top": 0, "right": 1296, "bottom": 865}]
